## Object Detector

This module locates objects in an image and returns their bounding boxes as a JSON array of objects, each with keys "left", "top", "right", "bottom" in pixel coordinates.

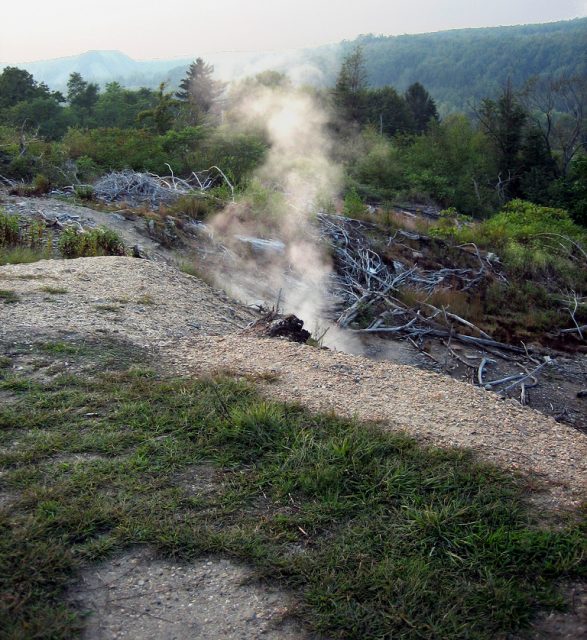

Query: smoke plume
[{"left": 209, "top": 82, "right": 343, "bottom": 340}]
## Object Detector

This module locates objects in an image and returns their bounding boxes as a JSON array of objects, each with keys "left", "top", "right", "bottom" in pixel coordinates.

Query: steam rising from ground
[{"left": 209, "top": 84, "right": 344, "bottom": 341}]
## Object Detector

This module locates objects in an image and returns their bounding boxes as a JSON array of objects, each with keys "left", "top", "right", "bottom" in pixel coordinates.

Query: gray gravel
[{"left": 69, "top": 548, "right": 318, "bottom": 640}]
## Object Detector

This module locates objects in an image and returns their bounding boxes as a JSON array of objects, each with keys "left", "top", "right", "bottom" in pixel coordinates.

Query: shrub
[
  {"left": 58, "top": 227, "right": 126, "bottom": 259},
  {"left": 343, "top": 187, "right": 367, "bottom": 218},
  {"left": 32, "top": 174, "right": 50, "bottom": 194},
  {"left": 74, "top": 185, "right": 95, "bottom": 201},
  {"left": 0, "top": 209, "right": 20, "bottom": 246},
  {"left": 168, "top": 194, "right": 211, "bottom": 220}
]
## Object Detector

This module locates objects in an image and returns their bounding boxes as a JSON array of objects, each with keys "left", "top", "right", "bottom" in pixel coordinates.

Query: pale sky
[{"left": 1, "top": 0, "right": 586, "bottom": 63}]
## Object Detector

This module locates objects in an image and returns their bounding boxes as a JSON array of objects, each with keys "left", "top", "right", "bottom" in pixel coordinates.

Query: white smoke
[{"left": 209, "top": 83, "right": 342, "bottom": 333}]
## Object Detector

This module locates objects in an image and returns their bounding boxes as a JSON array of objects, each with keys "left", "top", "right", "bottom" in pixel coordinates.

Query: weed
[
  {"left": 58, "top": 227, "right": 126, "bottom": 259},
  {"left": 0, "top": 246, "right": 51, "bottom": 265},
  {"left": 0, "top": 209, "right": 20, "bottom": 245},
  {"left": 136, "top": 294, "right": 154, "bottom": 305},
  {"left": 73, "top": 185, "right": 95, "bottom": 201},
  {"left": 0, "top": 289, "right": 20, "bottom": 303},
  {"left": 39, "top": 342, "right": 86, "bottom": 356},
  {"left": 39, "top": 286, "right": 68, "bottom": 295}
]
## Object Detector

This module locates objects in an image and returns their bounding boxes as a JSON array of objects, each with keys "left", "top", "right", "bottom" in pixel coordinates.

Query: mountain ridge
[{"left": 2, "top": 17, "right": 585, "bottom": 112}]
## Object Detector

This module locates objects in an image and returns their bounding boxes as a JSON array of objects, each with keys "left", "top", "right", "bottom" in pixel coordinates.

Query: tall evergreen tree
[
  {"left": 176, "top": 58, "right": 224, "bottom": 125},
  {"left": 333, "top": 47, "right": 369, "bottom": 124},
  {"left": 404, "top": 82, "right": 439, "bottom": 133},
  {"left": 67, "top": 72, "right": 99, "bottom": 127},
  {"left": 476, "top": 81, "right": 528, "bottom": 198}
]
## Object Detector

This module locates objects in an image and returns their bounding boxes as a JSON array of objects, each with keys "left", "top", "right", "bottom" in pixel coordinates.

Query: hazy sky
[{"left": 2, "top": 0, "right": 586, "bottom": 63}]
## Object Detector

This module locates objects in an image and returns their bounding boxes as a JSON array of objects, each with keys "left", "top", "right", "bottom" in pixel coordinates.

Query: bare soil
[{"left": 69, "top": 548, "right": 316, "bottom": 640}]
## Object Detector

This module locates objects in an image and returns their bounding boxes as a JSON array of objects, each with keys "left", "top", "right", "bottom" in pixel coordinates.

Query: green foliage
[
  {"left": 168, "top": 194, "right": 211, "bottom": 219},
  {"left": 175, "top": 58, "right": 225, "bottom": 125},
  {"left": 343, "top": 187, "right": 367, "bottom": 217},
  {"left": 405, "top": 82, "right": 439, "bottom": 133},
  {"left": 57, "top": 226, "right": 126, "bottom": 259},
  {"left": 401, "top": 115, "right": 498, "bottom": 214},
  {"left": 432, "top": 200, "right": 587, "bottom": 294},
  {"left": 67, "top": 72, "right": 99, "bottom": 127},
  {"left": 137, "top": 82, "right": 178, "bottom": 135},
  {"left": 94, "top": 83, "right": 156, "bottom": 129},
  {"left": 73, "top": 185, "right": 95, "bottom": 201},
  {"left": 343, "top": 19, "right": 587, "bottom": 113},
  {"left": 0, "top": 209, "right": 20, "bottom": 246},
  {"left": 63, "top": 127, "right": 168, "bottom": 173}
]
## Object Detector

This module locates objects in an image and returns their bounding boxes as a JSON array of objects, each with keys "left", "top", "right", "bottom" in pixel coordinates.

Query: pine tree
[
  {"left": 333, "top": 47, "right": 368, "bottom": 124},
  {"left": 404, "top": 83, "right": 439, "bottom": 133},
  {"left": 175, "top": 58, "right": 224, "bottom": 125}
]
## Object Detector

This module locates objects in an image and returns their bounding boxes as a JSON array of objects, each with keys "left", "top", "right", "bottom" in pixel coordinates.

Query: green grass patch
[
  {"left": 0, "top": 365, "right": 584, "bottom": 639},
  {"left": 38, "top": 286, "right": 68, "bottom": 295},
  {"left": 0, "top": 289, "right": 19, "bottom": 303},
  {"left": 0, "top": 245, "right": 51, "bottom": 265},
  {"left": 38, "top": 342, "right": 87, "bottom": 356}
]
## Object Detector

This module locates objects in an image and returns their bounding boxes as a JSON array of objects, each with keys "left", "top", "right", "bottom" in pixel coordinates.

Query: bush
[
  {"left": 0, "top": 209, "right": 20, "bottom": 246},
  {"left": 343, "top": 187, "right": 367, "bottom": 217},
  {"left": 74, "top": 185, "right": 95, "bottom": 201},
  {"left": 58, "top": 227, "right": 126, "bottom": 259},
  {"left": 168, "top": 194, "right": 211, "bottom": 220}
]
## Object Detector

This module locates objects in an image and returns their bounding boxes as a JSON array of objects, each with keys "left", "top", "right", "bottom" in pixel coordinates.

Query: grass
[
  {"left": 0, "top": 289, "right": 20, "bottom": 304},
  {"left": 0, "top": 246, "right": 51, "bottom": 265},
  {"left": 0, "top": 342, "right": 585, "bottom": 639},
  {"left": 38, "top": 286, "right": 68, "bottom": 295}
]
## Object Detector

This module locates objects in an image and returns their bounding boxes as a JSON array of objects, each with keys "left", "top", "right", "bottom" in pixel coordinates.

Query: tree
[
  {"left": 67, "top": 73, "right": 99, "bottom": 126},
  {"left": 404, "top": 83, "right": 439, "bottom": 133},
  {"left": 0, "top": 67, "right": 55, "bottom": 109},
  {"left": 137, "top": 83, "right": 178, "bottom": 135},
  {"left": 94, "top": 83, "right": 156, "bottom": 129},
  {"left": 366, "top": 86, "right": 414, "bottom": 137},
  {"left": 476, "top": 81, "right": 528, "bottom": 200},
  {"left": 333, "top": 46, "right": 369, "bottom": 124},
  {"left": 175, "top": 58, "right": 224, "bottom": 125},
  {"left": 522, "top": 75, "right": 587, "bottom": 177}
]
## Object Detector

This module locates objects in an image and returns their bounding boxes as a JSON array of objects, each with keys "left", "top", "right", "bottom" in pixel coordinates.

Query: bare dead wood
[
  {"left": 477, "top": 357, "right": 495, "bottom": 385},
  {"left": 500, "top": 359, "right": 553, "bottom": 395}
]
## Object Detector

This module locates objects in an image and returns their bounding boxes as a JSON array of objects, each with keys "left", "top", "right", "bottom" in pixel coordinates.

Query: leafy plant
[{"left": 58, "top": 226, "right": 126, "bottom": 258}]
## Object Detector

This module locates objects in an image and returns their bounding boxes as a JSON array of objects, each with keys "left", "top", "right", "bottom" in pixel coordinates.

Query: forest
[{"left": 0, "top": 45, "right": 585, "bottom": 222}]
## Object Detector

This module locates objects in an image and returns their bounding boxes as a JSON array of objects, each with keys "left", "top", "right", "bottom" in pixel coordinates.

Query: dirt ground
[{"left": 69, "top": 549, "right": 317, "bottom": 640}]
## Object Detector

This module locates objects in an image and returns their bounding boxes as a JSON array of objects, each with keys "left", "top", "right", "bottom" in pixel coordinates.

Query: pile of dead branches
[
  {"left": 316, "top": 212, "right": 557, "bottom": 402},
  {"left": 93, "top": 166, "right": 234, "bottom": 207},
  {"left": 317, "top": 213, "right": 506, "bottom": 340}
]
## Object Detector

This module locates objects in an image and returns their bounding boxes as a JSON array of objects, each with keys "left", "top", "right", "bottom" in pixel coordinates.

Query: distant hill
[
  {"left": 341, "top": 18, "right": 587, "bottom": 113},
  {"left": 3, "top": 18, "right": 586, "bottom": 113}
]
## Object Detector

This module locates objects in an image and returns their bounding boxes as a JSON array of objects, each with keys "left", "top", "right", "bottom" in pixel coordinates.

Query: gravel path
[
  {"left": 69, "top": 549, "right": 314, "bottom": 640},
  {"left": 0, "top": 257, "right": 255, "bottom": 346},
  {"left": 2, "top": 256, "right": 587, "bottom": 638}
]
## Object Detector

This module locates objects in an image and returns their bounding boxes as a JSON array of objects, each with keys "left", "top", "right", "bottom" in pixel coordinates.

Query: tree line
[{"left": 0, "top": 47, "right": 585, "bottom": 224}]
